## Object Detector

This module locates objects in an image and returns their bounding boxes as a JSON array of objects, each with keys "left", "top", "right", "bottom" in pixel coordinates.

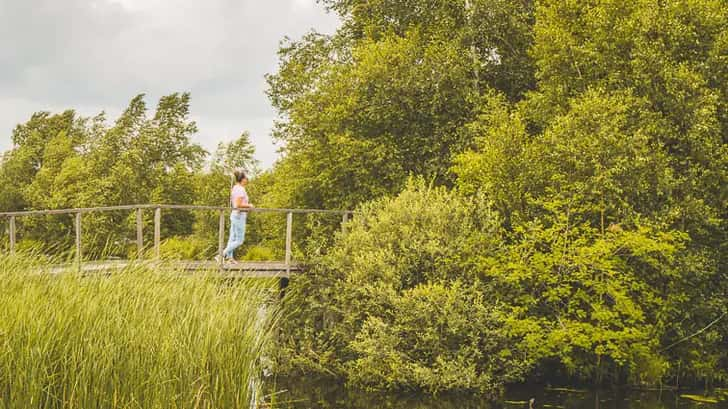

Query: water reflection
[
  {"left": 265, "top": 377, "right": 488, "bottom": 409},
  {"left": 265, "top": 378, "right": 728, "bottom": 409}
]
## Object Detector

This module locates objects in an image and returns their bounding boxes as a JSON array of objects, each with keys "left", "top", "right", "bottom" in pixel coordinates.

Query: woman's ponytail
[{"left": 233, "top": 169, "right": 247, "bottom": 183}]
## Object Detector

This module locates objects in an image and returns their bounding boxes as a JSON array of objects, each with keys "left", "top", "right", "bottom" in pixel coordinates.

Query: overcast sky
[{"left": 0, "top": 0, "right": 340, "bottom": 169}]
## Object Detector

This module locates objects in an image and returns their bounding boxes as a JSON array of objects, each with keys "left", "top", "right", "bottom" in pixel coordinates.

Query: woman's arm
[{"left": 234, "top": 197, "right": 254, "bottom": 209}]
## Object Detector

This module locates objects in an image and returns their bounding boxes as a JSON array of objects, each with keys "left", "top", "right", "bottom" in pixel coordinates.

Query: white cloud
[
  {"left": 292, "top": 0, "right": 315, "bottom": 10},
  {"left": 0, "top": 0, "right": 340, "bottom": 169}
]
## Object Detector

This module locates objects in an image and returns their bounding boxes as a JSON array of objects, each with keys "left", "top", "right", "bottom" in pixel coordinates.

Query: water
[{"left": 265, "top": 378, "right": 728, "bottom": 409}]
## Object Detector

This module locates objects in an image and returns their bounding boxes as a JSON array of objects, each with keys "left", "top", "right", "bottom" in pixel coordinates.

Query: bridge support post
[
  {"left": 9, "top": 216, "right": 16, "bottom": 255},
  {"left": 285, "top": 212, "right": 293, "bottom": 274},
  {"left": 218, "top": 210, "right": 225, "bottom": 268},
  {"left": 154, "top": 207, "right": 161, "bottom": 260},
  {"left": 74, "top": 212, "right": 82, "bottom": 272},
  {"left": 136, "top": 208, "right": 144, "bottom": 259},
  {"left": 278, "top": 277, "right": 290, "bottom": 300}
]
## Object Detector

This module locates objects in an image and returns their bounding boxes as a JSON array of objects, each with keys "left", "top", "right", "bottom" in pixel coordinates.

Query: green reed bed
[{"left": 0, "top": 253, "right": 277, "bottom": 409}]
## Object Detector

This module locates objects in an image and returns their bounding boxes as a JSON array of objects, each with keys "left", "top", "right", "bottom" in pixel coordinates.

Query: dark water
[{"left": 264, "top": 379, "right": 728, "bottom": 409}]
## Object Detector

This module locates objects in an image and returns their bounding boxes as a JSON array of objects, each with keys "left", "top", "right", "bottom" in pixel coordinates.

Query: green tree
[
  {"left": 267, "top": 32, "right": 480, "bottom": 209},
  {"left": 453, "top": 0, "right": 728, "bottom": 385},
  {"left": 526, "top": 0, "right": 727, "bottom": 239},
  {"left": 264, "top": 0, "right": 536, "bottom": 210},
  {"left": 211, "top": 131, "right": 259, "bottom": 175},
  {"left": 321, "top": 0, "right": 536, "bottom": 100},
  {"left": 492, "top": 205, "right": 686, "bottom": 384},
  {"left": 0, "top": 111, "right": 89, "bottom": 212},
  {"left": 0, "top": 93, "right": 209, "bottom": 257}
]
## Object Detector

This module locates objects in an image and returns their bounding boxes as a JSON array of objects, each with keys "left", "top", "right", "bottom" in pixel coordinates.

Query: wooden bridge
[{"left": 0, "top": 204, "right": 353, "bottom": 278}]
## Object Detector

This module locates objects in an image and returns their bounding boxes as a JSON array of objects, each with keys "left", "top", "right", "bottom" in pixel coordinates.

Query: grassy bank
[{"left": 0, "top": 253, "right": 277, "bottom": 409}]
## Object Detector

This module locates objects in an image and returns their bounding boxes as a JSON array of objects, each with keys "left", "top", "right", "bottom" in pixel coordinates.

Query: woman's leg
[
  {"left": 223, "top": 215, "right": 246, "bottom": 259},
  {"left": 223, "top": 216, "right": 239, "bottom": 259}
]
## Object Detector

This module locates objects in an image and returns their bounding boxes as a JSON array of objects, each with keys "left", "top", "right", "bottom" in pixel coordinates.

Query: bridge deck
[{"left": 49, "top": 260, "right": 300, "bottom": 278}]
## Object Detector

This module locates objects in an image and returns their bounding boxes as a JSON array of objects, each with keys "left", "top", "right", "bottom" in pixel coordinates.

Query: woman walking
[{"left": 220, "top": 169, "right": 254, "bottom": 263}]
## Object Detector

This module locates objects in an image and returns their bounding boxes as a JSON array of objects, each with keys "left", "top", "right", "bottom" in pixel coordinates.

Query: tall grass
[{"left": 0, "top": 252, "right": 278, "bottom": 409}]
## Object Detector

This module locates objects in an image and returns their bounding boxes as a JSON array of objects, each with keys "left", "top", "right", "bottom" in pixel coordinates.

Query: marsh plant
[{"left": 0, "top": 252, "right": 277, "bottom": 409}]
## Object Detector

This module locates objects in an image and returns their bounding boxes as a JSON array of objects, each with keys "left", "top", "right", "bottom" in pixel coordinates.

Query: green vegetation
[
  {"left": 0, "top": 253, "right": 277, "bottom": 408},
  {"left": 0, "top": 94, "right": 280, "bottom": 259},
  {"left": 277, "top": 182, "right": 709, "bottom": 393},
  {"left": 1, "top": 0, "right": 726, "bottom": 400},
  {"left": 279, "top": 183, "right": 528, "bottom": 395},
  {"left": 269, "top": 0, "right": 727, "bottom": 395}
]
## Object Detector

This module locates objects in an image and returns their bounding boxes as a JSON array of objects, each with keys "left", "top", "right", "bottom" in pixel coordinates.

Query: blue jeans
[{"left": 223, "top": 212, "right": 246, "bottom": 259}]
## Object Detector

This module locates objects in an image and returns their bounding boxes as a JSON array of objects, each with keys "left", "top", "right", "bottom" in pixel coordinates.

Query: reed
[{"left": 0, "top": 252, "right": 277, "bottom": 409}]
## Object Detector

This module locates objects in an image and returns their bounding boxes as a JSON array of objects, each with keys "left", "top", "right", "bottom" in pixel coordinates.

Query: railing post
[
  {"left": 9, "top": 216, "right": 16, "bottom": 255},
  {"left": 74, "top": 212, "right": 82, "bottom": 271},
  {"left": 136, "top": 208, "right": 144, "bottom": 259},
  {"left": 218, "top": 210, "right": 225, "bottom": 268},
  {"left": 154, "top": 207, "right": 161, "bottom": 260},
  {"left": 285, "top": 212, "right": 293, "bottom": 273},
  {"left": 342, "top": 212, "right": 349, "bottom": 236}
]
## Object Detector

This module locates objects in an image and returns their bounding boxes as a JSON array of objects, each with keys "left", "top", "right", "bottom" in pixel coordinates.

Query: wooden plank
[
  {"left": 285, "top": 212, "right": 293, "bottom": 273},
  {"left": 1, "top": 204, "right": 353, "bottom": 218},
  {"left": 74, "top": 212, "right": 82, "bottom": 271},
  {"left": 136, "top": 208, "right": 143, "bottom": 258},
  {"left": 8, "top": 216, "right": 15, "bottom": 254},
  {"left": 0, "top": 204, "right": 157, "bottom": 217},
  {"left": 48, "top": 260, "right": 300, "bottom": 278},
  {"left": 154, "top": 207, "right": 161, "bottom": 260},
  {"left": 158, "top": 204, "right": 352, "bottom": 215},
  {"left": 218, "top": 210, "right": 225, "bottom": 268},
  {"left": 9, "top": 216, "right": 16, "bottom": 255}
]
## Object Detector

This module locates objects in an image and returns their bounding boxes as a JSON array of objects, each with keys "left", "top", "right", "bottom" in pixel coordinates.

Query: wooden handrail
[
  {"left": 2, "top": 204, "right": 354, "bottom": 272},
  {"left": 0, "top": 204, "right": 354, "bottom": 218}
]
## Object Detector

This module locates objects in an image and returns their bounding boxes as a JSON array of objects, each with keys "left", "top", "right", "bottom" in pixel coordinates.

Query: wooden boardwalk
[
  {"left": 48, "top": 260, "right": 301, "bottom": 278},
  {"left": 2, "top": 204, "right": 352, "bottom": 278}
]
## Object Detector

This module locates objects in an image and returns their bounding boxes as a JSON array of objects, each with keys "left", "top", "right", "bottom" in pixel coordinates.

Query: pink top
[{"left": 231, "top": 185, "right": 248, "bottom": 210}]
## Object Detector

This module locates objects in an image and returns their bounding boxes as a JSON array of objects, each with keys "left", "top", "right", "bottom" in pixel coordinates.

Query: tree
[
  {"left": 211, "top": 131, "right": 259, "bottom": 175},
  {"left": 0, "top": 93, "right": 209, "bottom": 257},
  {"left": 0, "top": 111, "right": 88, "bottom": 212},
  {"left": 321, "top": 0, "right": 536, "bottom": 100},
  {"left": 453, "top": 0, "right": 728, "bottom": 384},
  {"left": 264, "top": 0, "right": 536, "bottom": 210}
]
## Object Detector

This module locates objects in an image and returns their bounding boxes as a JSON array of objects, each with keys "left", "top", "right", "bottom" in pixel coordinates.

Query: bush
[
  {"left": 347, "top": 282, "right": 528, "bottom": 394},
  {"left": 277, "top": 179, "right": 703, "bottom": 392},
  {"left": 276, "top": 180, "right": 526, "bottom": 395}
]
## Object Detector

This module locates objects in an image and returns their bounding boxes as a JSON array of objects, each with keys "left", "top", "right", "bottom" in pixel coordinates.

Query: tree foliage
[
  {"left": 278, "top": 182, "right": 531, "bottom": 394},
  {"left": 0, "top": 0, "right": 726, "bottom": 395},
  {"left": 275, "top": 0, "right": 727, "bottom": 393},
  {"left": 263, "top": 0, "right": 535, "bottom": 210},
  {"left": 0, "top": 94, "right": 258, "bottom": 258},
  {"left": 451, "top": 0, "right": 728, "bottom": 388}
]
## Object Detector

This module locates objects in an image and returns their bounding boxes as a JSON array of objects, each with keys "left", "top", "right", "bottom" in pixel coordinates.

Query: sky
[{"left": 0, "top": 0, "right": 340, "bottom": 169}]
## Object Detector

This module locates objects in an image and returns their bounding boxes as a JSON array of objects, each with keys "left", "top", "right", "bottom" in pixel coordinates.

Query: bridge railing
[{"left": 0, "top": 205, "right": 354, "bottom": 272}]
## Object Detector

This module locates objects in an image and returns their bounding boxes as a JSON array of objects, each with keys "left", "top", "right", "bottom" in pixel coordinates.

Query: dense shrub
[
  {"left": 277, "top": 180, "right": 704, "bottom": 392},
  {"left": 277, "top": 181, "right": 529, "bottom": 395}
]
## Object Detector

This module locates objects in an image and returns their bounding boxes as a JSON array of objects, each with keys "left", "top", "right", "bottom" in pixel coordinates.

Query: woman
[{"left": 220, "top": 169, "right": 254, "bottom": 263}]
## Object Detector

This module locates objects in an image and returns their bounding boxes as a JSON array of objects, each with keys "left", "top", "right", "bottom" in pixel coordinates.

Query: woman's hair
[{"left": 233, "top": 169, "right": 247, "bottom": 183}]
